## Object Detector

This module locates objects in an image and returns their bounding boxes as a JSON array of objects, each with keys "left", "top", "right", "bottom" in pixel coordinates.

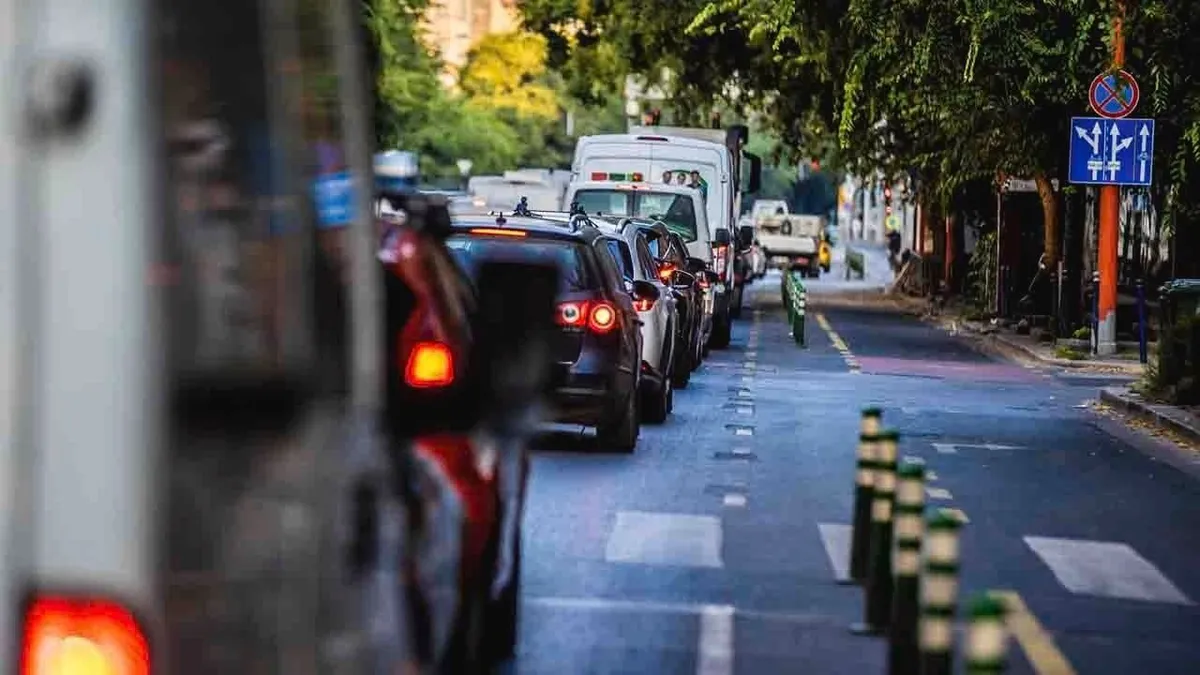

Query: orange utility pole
[{"left": 1096, "top": 1, "right": 1127, "bottom": 355}]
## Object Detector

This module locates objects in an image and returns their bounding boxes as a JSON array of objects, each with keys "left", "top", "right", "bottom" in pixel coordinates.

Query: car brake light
[
  {"left": 557, "top": 301, "right": 590, "bottom": 328},
  {"left": 698, "top": 274, "right": 711, "bottom": 289},
  {"left": 631, "top": 172, "right": 644, "bottom": 181},
  {"left": 657, "top": 263, "right": 676, "bottom": 284},
  {"left": 469, "top": 227, "right": 526, "bottom": 237},
  {"left": 405, "top": 341, "right": 455, "bottom": 387},
  {"left": 21, "top": 595, "right": 150, "bottom": 675},
  {"left": 590, "top": 172, "right": 606, "bottom": 180},
  {"left": 633, "top": 297, "right": 655, "bottom": 312},
  {"left": 635, "top": 135, "right": 670, "bottom": 142},
  {"left": 588, "top": 302, "right": 617, "bottom": 333}
]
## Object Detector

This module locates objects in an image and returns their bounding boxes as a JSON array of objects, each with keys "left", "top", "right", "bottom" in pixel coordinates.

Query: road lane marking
[
  {"left": 927, "top": 470, "right": 939, "bottom": 481},
  {"left": 926, "top": 487, "right": 953, "bottom": 500},
  {"left": 736, "top": 407, "right": 753, "bottom": 415},
  {"left": 697, "top": 604, "right": 735, "bottom": 675},
  {"left": 605, "top": 511, "right": 723, "bottom": 568},
  {"left": 932, "top": 442, "right": 1023, "bottom": 454},
  {"left": 813, "top": 313, "right": 860, "bottom": 372},
  {"left": 722, "top": 493, "right": 747, "bottom": 508},
  {"left": 741, "top": 376, "right": 753, "bottom": 384},
  {"left": 991, "top": 591, "right": 1078, "bottom": 675},
  {"left": 1024, "top": 536, "right": 1192, "bottom": 604},
  {"left": 817, "top": 523, "right": 852, "bottom": 581}
]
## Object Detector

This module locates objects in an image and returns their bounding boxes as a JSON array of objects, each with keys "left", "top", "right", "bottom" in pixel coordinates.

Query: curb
[
  {"left": 1099, "top": 387, "right": 1200, "bottom": 447},
  {"left": 928, "top": 318, "right": 1144, "bottom": 376}
]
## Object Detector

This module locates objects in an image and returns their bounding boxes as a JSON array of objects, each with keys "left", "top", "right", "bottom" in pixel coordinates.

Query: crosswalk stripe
[{"left": 1024, "top": 536, "right": 1192, "bottom": 604}]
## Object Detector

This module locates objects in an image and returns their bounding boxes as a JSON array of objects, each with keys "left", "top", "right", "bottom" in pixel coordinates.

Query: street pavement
[{"left": 510, "top": 265, "right": 1200, "bottom": 674}]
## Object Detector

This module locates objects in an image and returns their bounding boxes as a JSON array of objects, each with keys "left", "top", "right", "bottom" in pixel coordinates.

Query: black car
[{"left": 445, "top": 213, "right": 659, "bottom": 452}]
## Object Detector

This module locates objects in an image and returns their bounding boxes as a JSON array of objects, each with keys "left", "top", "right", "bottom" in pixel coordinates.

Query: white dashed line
[
  {"left": 697, "top": 605, "right": 735, "bottom": 675},
  {"left": 817, "top": 523, "right": 852, "bottom": 581},
  {"left": 734, "top": 428, "right": 753, "bottom": 436},
  {"left": 722, "top": 493, "right": 747, "bottom": 508},
  {"left": 605, "top": 511, "right": 723, "bottom": 568}
]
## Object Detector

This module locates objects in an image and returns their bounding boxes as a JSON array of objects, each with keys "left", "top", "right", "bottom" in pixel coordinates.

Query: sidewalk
[
  {"left": 1099, "top": 387, "right": 1200, "bottom": 447},
  {"left": 943, "top": 320, "right": 1146, "bottom": 376}
]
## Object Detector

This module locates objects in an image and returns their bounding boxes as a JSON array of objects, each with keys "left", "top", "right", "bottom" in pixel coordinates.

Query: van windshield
[{"left": 572, "top": 190, "right": 699, "bottom": 242}]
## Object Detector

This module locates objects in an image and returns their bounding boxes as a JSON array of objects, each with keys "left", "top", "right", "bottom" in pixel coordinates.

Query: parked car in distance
[{"left": 445, "top": 212, "right": 654, "bottom": 451}]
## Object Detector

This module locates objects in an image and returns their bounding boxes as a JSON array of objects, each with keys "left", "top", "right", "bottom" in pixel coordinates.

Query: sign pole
[{"left": 1096, "top": 1, "right": 1126, "bottom": 356}]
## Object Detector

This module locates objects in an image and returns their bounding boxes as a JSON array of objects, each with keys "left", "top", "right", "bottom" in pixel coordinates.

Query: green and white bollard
[
  {"left": 919, "top": 509, "right": 964, "bottom": 675},
  {"left": 846, "top": 406, "right": 882, "bottom": 584},
  {"left": 888, "top": 458, "right": 926, "bottom": 675},
  {"left": 965, "top": 594, "right": 1009, "bottom": 674},
  {"left": 791, "top": 280, "right": 807, "bottom": 346},
  {"left": 853, "top": 430, "right": 898, "bottom": 634}
]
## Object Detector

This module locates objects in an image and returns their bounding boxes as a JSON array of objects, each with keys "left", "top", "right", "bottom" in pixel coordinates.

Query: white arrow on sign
[
  {"left": 1108, "top": 124, "right": 1133, "bottom": 181},
  {"left": 1076, "top": 122, "right": 1102, "bottom": 179},
  {"left": 1139, "top": 124, "right": 1151, "bottom": 182},
  {"left": 932, "top": 443, "right": 1024, "bottom": 454}
]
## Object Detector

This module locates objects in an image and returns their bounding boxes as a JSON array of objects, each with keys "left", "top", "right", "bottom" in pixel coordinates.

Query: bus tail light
[{"left": 21, "top": 595, "right": 150, "bottom": 675}]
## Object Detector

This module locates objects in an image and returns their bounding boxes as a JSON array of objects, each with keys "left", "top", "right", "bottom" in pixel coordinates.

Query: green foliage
[
  {"left": 1055, "top": 345, "right": 1088, "bottom": 361},
  {"left": 965, "top": 230, "right": 997, "bottom": 311}
]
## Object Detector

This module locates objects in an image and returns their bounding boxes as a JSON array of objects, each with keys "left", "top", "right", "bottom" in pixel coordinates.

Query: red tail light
[
  {"left": 588, "top": 302, "right": 617, "bottom": 333},
  {"left": 713, "top": 244, "right": 729, "bottom": 278},
  {"left": 405, "top": 341, "right": 455, "bottom": 388},
  {"left": 698, "top": 273, "right": 711, "bottom": 289},
  {"left": 657, "top": 263, "right": 676, "bottom": 284},
  {"left": 633, "top": 297, "right": 655, "bottom": 312},
  {"left": 557, "top": 301, "right": 590, "bottom": 328},
  {"left": 21, "top": 595, "right": 150, "bottom": 675}
]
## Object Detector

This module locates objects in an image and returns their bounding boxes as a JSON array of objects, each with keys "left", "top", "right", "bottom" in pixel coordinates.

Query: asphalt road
[{"left": 511, "top": 269, "right": 1200, "bottom": 674}]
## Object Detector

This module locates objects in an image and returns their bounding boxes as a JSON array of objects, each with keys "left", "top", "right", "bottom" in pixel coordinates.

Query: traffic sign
[
  {"left": 1089, "top": 70, "right": 1139, "bottom": 119},
  {"left": 1068, "top": 117, "right": 1154, "bottom": 186},
  {"left": 313, "top": 171, "right": 355, "bottom": 227}
]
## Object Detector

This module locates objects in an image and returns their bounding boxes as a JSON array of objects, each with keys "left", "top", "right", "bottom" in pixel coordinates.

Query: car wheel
[
  {"left": 672, "top": 341, "right": 693, "bottom": 388},
  {"left": 709, "top": 314, "right": 732, "bottom": 349},
  {"left": 598, "top": 387, "right": 638, "bottom": 452},
  {"left": 642, "top": 371, "right": 671, "bottom": 424}
]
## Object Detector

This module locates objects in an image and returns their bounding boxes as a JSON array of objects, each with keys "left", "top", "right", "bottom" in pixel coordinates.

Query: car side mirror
[
  {"left": 713, "top": 229, "right": 731, "bottom": 246},
  {"left": 737, "top": 225, "right": 754, "bottom": 250},
  {"left": 670, "top": 269, "right": 695, "bottom": 289},
  {"left": 631, "top": 279, "right": 661, "bottom": 304},
  {"left": 685, "top": 257, "right": 707, "bottom": 274}
]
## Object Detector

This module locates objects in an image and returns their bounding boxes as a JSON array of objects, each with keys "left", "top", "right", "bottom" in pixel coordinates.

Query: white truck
[
  {"left": 570, "top": 128, "right": 760, "bottom": 347},
  {"left": 755, "top": 204, "right": 828, "bottom": 278}
]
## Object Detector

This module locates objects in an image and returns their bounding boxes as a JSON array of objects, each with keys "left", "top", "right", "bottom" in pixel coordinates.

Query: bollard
[
  {"left": 965, "top": 594, "right": 1009, "bottom": 674},
  {"left": 919, "top": 509, "right": 964, "bottom": 675},
  {"left": 846, "top": 406, "right": 883, "bottom": 584},
  {"left": 888, "top": 459, "right": 926, "bottom": 675},
  {"left": 792, "top": 280, "right": 807, "bottom": 346},
  {"left": 1136, "top": 279, "right": 1148, "bottom": 365},
  {"left": 852, "top": 429, "right": 898, "bottom": 634}
]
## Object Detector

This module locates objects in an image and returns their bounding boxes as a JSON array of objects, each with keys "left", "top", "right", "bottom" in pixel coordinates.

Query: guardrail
[
  {"left": 846, "top": 248, "right": 866, "bottom": 280},
  {"left": 781, "top": 270, "right": 807, "bottom": 346}
]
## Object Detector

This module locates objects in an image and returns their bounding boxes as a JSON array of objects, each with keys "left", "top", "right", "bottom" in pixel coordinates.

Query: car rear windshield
[
  {"left": 572, "top": 190, "right": 699, "bottom": 243},
  {"left": 446, "top": 234, "right": 597, "bottom": 292}
]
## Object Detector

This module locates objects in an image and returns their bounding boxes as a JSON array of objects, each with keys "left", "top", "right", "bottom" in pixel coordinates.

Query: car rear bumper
[{"left": 549, "top": 362, "right": 627, "bottom": 425}]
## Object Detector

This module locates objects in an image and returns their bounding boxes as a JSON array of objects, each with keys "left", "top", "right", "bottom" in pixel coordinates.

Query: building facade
[{"left": 423, "top": 0, "right": 519, "bottom": 88}]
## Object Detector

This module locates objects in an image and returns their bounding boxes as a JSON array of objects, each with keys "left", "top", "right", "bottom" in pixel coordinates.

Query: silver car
[{"left": 592, "top": 217, "right": 680, "bottom": 423}]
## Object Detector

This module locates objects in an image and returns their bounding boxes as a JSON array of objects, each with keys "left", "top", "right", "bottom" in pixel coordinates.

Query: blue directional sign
[
  {"left": 313, "top": 171, "right": 355, "bottom": 228},
  {"left": 1068, "top": 117, "right": 1155, "bottom": 186}
]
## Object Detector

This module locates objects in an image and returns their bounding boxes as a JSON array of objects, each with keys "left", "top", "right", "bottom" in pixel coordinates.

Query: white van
[
  {"left": 564, "top": 180, "right": 712, "bottom": 262},
  {"left": 571, "top": 133, "right": 746, "bottom": 347}
]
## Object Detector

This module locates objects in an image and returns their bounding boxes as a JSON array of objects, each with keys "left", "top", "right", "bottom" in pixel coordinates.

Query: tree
[{"left": 460, "top": 32, "right": 561, "bottom": 120}]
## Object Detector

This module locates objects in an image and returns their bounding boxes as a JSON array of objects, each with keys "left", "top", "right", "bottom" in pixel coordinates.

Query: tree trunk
[{"left": 1035, "top": 172, "right": 1059, "bottom": 265}]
